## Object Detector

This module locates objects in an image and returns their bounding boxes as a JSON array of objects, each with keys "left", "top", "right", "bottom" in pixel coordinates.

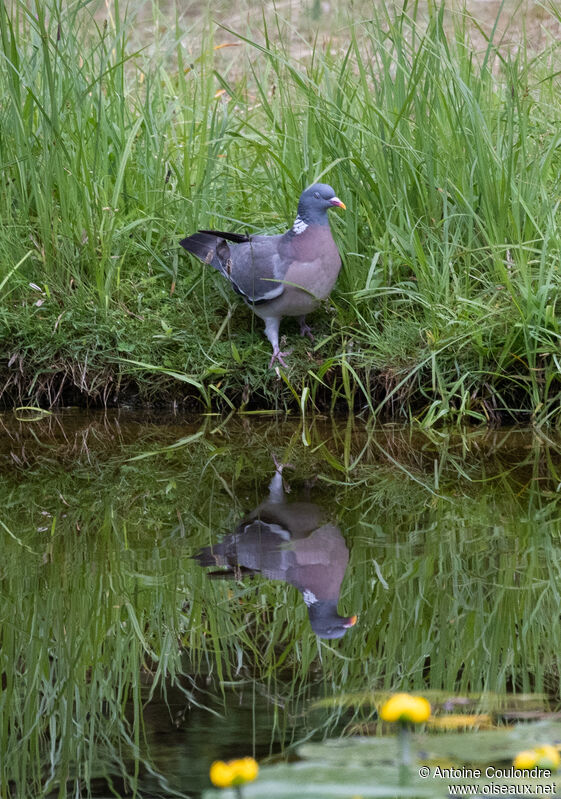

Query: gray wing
[
  {"left": 221, "top": 235, "right": 289, "bottom": 303},
  {"left": 180, "top": 230, "right": 290, "bottom": 303}
]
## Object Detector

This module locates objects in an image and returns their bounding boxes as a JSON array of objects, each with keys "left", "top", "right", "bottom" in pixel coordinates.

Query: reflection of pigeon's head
[{"left": 307, "top": 600, "right": 357, "bottom": 640}]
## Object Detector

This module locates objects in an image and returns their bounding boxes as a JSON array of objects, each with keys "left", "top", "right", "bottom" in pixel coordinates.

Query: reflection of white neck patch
[
  {"left": 292, "top": 215, "right": 308, "bottom": 234},
  {"left": 302, "top": 590, "right": 318, "bottom": 606}
]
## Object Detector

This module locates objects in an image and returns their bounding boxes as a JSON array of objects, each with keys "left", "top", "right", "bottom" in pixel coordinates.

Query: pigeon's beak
[
  {"left": 344, "top": 614, "right": 358, "bottom": 628},
  {"left": 329, "top": 197, "right": 346, "bottom": 210}
]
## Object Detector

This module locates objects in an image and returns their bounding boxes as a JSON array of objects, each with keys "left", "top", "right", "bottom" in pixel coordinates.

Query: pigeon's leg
[
  {"left": 272, "top": 453, "right": 284, "bottom": 473},
  {"left": 263, "top": 317, "right": 291, "bottom": 368},
  {"left": 298, "top": 315, "right": 315, "bottom": 342},
  {"left": 267, "top": 468, "right": 285, "bottom": 503},
  {"left": 270, "top": 455, "right": 295, "bottom": 503}
]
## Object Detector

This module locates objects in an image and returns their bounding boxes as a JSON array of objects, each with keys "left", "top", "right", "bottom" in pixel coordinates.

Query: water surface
[{"left": 1, "top": 411, "right": 561, "bottom": 798}]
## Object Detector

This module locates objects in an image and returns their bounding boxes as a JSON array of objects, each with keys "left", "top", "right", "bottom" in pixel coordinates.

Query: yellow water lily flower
[
  {"left": 209, "top": 757, "right": 259, "bottom": 788},
  {"left": 535, "top": 745, "right": 560, "bottom": 770},
  {"left": 380, "top": 693, "right": 431, "bottom": 724},
  {"left": 235, "top": 757, "right": 259, "bottom": 783},
  {"left": 514, "top": 745, "right": 560, "bottom": 771},
  {"left": 209, "top": 760, "right": 234, "bottom": 788},
  {"left": 513, "top": 750, "right": 539, "bottom": 770}
]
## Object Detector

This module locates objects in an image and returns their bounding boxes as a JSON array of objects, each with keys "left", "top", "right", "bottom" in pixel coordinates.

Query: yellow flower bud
[
  {"left": 513, "top": 750, "right": 539, "bottom": 770},
  {"left": 380, "top": 693, "right": 431, "bottom": 724},
  {"left": 535, "top": 745, "right": 560, "bottom": 770},
  {"left": 209, "top": 756, "right": 259, "bottom": 788},
  {"left": 209, "top": 760, "right": 235, "bottom": 788},
  {"left": 514, "top": 746, "right": 560, "bottom": 771},
  {"left": 234, "top": 757, "right": 259, "bottom": 783}
]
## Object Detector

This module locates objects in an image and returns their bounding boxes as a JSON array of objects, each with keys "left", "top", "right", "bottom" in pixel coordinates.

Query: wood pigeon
[
  {"left": 180, "top": 183, "right": 345, "bottom": 367},
  {"left": 193, "top": 464, "right": 357, "bottom": 639}
]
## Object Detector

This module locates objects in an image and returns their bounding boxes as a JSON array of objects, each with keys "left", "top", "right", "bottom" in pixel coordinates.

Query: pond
[{"left": 2, "top": 411, "right": 561, "bottom": 798}]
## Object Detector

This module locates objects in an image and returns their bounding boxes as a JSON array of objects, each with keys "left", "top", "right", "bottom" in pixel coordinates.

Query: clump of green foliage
[{"left": 2, "top": 0, "right": 561, "bottom": 422}]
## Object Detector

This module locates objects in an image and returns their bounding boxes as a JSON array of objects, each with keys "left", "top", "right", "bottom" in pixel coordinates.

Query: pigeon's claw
[
  {"left": 271, "top": 453, "right": 295, "bottom": 474},
  {"left": 269, "top": 348, "right": 292, "bottom": 369},
  {"left": 299, "top": 322, "right": 315, "bottom": 342}
]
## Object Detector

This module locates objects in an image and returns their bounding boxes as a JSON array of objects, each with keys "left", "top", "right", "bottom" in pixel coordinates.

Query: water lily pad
[{"left": 204, "top": 724, "right": 561, "bottom": 799}]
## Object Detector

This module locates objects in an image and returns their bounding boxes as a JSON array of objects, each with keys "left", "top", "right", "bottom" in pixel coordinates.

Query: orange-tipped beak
[
  {"left": 345, "top": 614, "right": 358, "bottom": 627},
  {"left": 330, "top": 197, "right": 346, "bottom": 210}
]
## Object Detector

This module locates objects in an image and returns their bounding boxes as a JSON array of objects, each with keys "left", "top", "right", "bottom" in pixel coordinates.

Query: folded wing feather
[{"left": 180, "top": 229, "right": 288, "bottom": 304}]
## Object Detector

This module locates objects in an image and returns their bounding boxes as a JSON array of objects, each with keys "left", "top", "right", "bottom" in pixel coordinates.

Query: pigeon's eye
[{"left": 313, "top": 191, "right": 320, "bottom": 199}]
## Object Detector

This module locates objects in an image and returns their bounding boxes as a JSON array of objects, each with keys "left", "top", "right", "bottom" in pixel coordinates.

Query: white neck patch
[
  {"left": 292, "top": 215, "right": 308, "bottom": 234},
  {"left": 302, "top": 589, "right": 318, "bottom": 606}
]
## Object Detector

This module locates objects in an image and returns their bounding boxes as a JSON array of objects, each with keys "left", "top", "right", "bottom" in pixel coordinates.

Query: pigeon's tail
[
  {"left": 192, "top": 545, "right": 221, "bottom": 567},
  {"left": 206, "top": 566, "right": 257, "bottom": 579},
  {"left": 180, "top": 230, "right": 251, "bottom": 270},
  {"left": 179, "top": 232, "right": 224, "bottom": 271},
  {"left": 193, "top": 545, "right": 258, "bottom": 580},
  {"left": 180, "top": 231, "right": 253, "bottom": 299},
  {"left": 198, "top": 230, "right": 251, "bottom": 244}
]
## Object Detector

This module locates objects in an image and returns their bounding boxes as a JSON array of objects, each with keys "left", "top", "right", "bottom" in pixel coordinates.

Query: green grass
[{"left": 2, "top": 0, "right": 561, "bottom": 422}]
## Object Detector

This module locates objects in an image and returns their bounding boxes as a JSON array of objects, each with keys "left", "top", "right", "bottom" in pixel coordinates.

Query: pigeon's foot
[
  {"left": 272, "top": 453, "right": 295, "bottom": 474},
  {"left": 269, "top": 348, "right": 292, "bottom": 369},
  {"left": 299, "top": 320, "right": 315, "bottom": 342}
]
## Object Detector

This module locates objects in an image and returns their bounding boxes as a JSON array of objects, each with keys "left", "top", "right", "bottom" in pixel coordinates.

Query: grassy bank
[{"left": 2, "top": 0, "right": 561, "bottom": 422}]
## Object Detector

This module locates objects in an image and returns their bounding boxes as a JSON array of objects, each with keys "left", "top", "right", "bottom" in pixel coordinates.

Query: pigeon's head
[
  {"left": 297, "top": 183, "right": 346, "bottom": 225},
  {"left": 307, "top": 601, "right": 357, "bottom": 639}
]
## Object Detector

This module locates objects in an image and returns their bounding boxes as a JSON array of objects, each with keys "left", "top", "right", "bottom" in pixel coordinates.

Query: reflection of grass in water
[{"left": 2, "top": 416, "right": 561, "bottom": 795}]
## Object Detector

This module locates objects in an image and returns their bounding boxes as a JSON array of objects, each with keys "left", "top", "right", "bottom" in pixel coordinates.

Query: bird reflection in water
[{"left": 194, "top": 461, "right": 357, "bottom": 639}]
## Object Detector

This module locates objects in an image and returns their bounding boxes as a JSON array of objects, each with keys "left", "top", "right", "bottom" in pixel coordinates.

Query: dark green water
[{"left": 2, "top": 411, "right": 561, "bottom": 798}]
